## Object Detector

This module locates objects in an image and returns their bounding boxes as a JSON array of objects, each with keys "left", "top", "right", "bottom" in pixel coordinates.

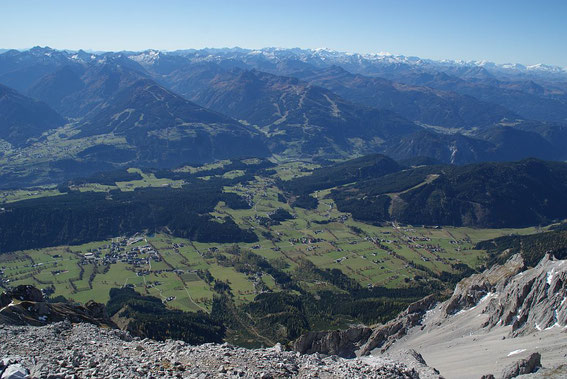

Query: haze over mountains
[{"left": 1, "top": 46, "right": 567, "bottom": 187}]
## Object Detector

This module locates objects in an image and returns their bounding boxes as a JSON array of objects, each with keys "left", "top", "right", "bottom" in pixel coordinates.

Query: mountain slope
[
  {"left": 296, "top": 66, "right": 518, "bottom": 129},
  {"left": 380, "top": 253, "right": 567, "bottom": 378},
  {"left": 27, "top": 56, "right": 149, "bottom": 118},
  {"left": 183, "top": 69, "right": 420, "bottom": 158},
  {"left": 383, "top": 126, "right": 561, "bottom": 164},
  {"left": 402, "top": 72, "right": 567, "bottom": 123},
  {"left": 0, "top": 46, "right": 79, "bottom": 93},
  {"left": 317, "top": 157, "right": 567, "bottom": 227},
  {"left": 293, "top": 251, "right": 567, "bottom": 378},
  {"left": 77, "top": 78, "right": 269, "bottom": 166},
  {"left": 0, "top": 84, "right": 65, "bottom": 146}
]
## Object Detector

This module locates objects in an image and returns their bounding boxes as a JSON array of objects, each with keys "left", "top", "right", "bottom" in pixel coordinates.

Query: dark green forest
[
  {"left": 107, "top": 287, "right": 225, "bottom": 344},
  {"left": 0, "top": 182, "right": 257, "bottom": 253},
  {"left": 317, "top": 158, "right": 567, "bottom": 228},
  {"left": 477, "top": 228, "right": 567, "bottom": 267}
]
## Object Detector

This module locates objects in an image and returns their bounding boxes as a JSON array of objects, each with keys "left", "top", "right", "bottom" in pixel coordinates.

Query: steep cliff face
[
  {"left": 483, "top": 253, "right": 567, "bottom": 334},
  {"left": 442, "top": 253, "right": 525, "bottom": 316},
  {"left": 438, "top": 252, "right": 567, "bottom": 335}
]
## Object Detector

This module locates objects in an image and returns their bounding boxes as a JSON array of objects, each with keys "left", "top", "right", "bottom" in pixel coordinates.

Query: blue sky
[{"left": 2, "top": 0, "right": 566, "bottom": 67}]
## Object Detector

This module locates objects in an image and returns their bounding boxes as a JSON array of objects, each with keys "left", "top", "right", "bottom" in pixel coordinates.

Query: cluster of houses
[
  {"left": 80, "top": 239, "right": 162, "bottom": 267},
  {"left": 288, "top": 237, "right": 324, "bottom": 245}
]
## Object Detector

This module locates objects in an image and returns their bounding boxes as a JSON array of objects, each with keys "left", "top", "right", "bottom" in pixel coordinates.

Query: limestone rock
[
  {"left": 1, "top": 363, "right": 29, "bottom": 379},
  {"left": 483, "top": 253, "right": 567, "bottom": 335},
  {"left": 0, "top": 322, "right": 425, "bottom": 378},
  {"left": 443, "top": 254, "right": 524, "bottom": 316},
  {"left": 500, "top": 352, "right": 541, "bottom": 379}
]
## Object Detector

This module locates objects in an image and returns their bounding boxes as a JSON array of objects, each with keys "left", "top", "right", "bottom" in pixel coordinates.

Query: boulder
[
  {"left": 500, "top": 352, "right": 541, "bottom": 379},
  {"left": 1, "top": 363, "right": 29, "bottom": 379}
]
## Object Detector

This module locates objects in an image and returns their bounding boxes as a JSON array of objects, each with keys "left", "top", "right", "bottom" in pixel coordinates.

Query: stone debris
[{"left": 0, "top": 322, "right": 421, "bottom": 378}]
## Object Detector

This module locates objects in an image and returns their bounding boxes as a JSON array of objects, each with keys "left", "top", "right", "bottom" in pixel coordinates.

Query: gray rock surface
[
  {"left": 500, "top": 352, "right": 541, "bottom": 379},
  {"left": 1, "top": 363, "right": 29, "bottom": 379},
  {"left": 0, "top": 322, "right": 422, "bottom": 378},
  {"left": 443, "top": 253, "right": 525, "bottom": 316},
  {"left": 483, "top": 253, "right": 567, "bottom": 335},
  {"left": 377, "top": 254, "right": 567, "bottom": 378},
  {"left": 382, "top": 350, "right": 441, "bottom": 379}
]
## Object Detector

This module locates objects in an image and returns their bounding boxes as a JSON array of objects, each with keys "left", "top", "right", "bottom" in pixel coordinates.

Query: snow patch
[
  {"left": 547, "top": 268, "right": 555, "bottom": 285},
  {"left": 545, "top": 322, "right": 561, "bottom": 330},
  {"left": 507, "top": 349, "right": 526, "bottom": 357}
]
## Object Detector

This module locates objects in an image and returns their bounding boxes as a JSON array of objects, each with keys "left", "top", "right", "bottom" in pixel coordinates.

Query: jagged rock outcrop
[
  {"left": 0, "top": 322, "right": 423, "bottom": 378},
  {"left": 293, "top": 326, "right": 372, "bottom": 358},
  {"left": 293, "top": 295, "right": 436, "bottom": 358},
  {"left": 0, "top": 285, "right": 115, "bottom": 328},
  {"left": 481, "top": 253, "right": 567, "bottom": 334},
  {"left": 438, "top": 252, "right": 567, "bottom": 335},
  {"left": 357, "top": 295, "right": 437, "bottom": 356},
  {"left": 443, "top": 253, "right": 525, "bottom": 315},
  {"left": 376, "top": 253, "right": 567, "bottom": 378},
  {"left": 500, "top": 352, "right": 541, "bottom": 379}
]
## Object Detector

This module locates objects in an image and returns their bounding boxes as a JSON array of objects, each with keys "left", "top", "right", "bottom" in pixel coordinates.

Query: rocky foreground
[
  {"left": 0, "top": 321, "right": 424, "bottom": 379},
  {"left": 294, "top": 253, "right": 567, "bottom": 378}
]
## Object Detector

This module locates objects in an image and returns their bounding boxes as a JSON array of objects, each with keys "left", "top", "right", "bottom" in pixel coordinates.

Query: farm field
[{"left": 0, "top": 161, "right": 543, "bottom": 313}]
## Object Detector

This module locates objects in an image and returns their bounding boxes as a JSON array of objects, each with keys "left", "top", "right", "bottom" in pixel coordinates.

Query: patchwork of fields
[{"left": 0, "top": 161, "right": 541, "bottom": 313}]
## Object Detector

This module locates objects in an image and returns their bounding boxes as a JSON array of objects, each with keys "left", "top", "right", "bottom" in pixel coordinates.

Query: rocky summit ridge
[{"left": 0, "top": 321, "right": 423, "bottom": 378}]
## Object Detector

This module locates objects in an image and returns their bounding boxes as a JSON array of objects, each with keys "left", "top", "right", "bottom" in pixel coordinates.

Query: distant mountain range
[{"left": 1, "top": 46, "right": 566, "bottom": 186}]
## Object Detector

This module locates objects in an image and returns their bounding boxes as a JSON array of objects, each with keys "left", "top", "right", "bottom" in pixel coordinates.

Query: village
[{"left": 79, "top": 236, "right": 163, "bottom": 269}]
